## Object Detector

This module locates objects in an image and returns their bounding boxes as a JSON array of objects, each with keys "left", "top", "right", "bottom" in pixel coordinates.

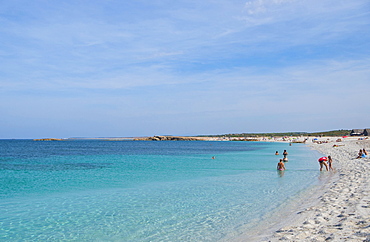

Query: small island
[{"left": 33, "top": 138, "right": 64, "bottom": 141}]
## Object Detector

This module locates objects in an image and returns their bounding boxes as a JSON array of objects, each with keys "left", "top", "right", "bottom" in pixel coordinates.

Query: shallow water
[{"left": 0, "top": 140, "right": 322, "bottom": 241}]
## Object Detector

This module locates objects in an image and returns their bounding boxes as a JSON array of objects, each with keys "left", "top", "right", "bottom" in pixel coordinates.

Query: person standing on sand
[
  {"left": 328, "top": 156, "right": 334, "bottom": 171},
  {"left": 277, "top": 159, "right": 286, "bottom": 171},
  {"left": 318, "top": 157, "right": 329, "bottom": 171}
]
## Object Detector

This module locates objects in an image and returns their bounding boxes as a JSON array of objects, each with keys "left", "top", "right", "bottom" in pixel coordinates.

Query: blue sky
[{"left": 1, "top": 0, "right": 369, "bottom": 138}]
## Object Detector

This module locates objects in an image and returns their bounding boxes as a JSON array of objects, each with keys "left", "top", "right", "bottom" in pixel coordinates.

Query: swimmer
[
  {"left": 275, "top": 151, "right": 279, "bottom": 155},
  {"left": 283, "top": 150, "right": 288, "bottom": 158},
  {"left": 277, "top": 159, "right": 286, "bottom": 171}
]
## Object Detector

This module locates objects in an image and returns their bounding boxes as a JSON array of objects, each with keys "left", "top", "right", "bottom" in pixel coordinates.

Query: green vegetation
[
  {"left": 199, "top": 129, "right": 351, "bottom": 137},
  {"left": 303, "top": 130, "right": 351, "bottom": 137}
]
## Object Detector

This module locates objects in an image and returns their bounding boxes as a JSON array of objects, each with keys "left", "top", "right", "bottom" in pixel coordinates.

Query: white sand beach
[
  {"left": 232, "top": 137, "right": 370, "bottom": 241},
  {"left": 270, "top": 137, "right": 370, "bottom": 241}
]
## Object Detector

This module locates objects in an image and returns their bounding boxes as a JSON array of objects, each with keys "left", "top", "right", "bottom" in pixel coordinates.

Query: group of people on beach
[
  {"left": 315, "top": 148, "right": 369, "bottom": 171},
  {"left": 356, "top": 148, "right": 368, "bottom": 159},
  {"left": 276, "top": 150, "right": 288, "bottom": 171},
  {"left": 276, "top": 149, "right": 336, "bottom": 172}
]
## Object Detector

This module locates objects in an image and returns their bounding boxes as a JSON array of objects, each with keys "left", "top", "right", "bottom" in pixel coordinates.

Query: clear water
[{"left": 0, "top": 140, "right": 321, "bottom": 241}]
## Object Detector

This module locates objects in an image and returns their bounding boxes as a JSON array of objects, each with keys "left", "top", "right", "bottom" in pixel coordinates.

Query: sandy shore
[{"left": 253, "top": 137, "right": 370, "bottom": 241}]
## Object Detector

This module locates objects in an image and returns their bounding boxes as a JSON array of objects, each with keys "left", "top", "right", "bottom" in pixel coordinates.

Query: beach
[{"left": 238, "top": 137, "right": 370, "bottom": 241}]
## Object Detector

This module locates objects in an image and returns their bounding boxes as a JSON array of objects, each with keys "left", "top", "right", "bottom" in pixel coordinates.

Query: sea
[{"left": 0, "top": 139, "right": 323, "bottom": 241}]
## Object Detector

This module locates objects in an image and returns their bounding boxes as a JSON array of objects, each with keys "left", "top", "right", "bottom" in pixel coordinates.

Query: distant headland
[
  {"left": 32, "top": 129, "right": 368, "bottom": 142},
  {"left": 33, "top": 138, "right": 65, "bottom": 141}
]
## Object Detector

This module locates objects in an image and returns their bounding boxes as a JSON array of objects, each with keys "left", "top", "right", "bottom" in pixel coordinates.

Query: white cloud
[
  {"left": 244, "top": 0, "right": 295, "bottom": 15},
  {"left": 241, "top": 0, "right": 369, "bottom": 43}
]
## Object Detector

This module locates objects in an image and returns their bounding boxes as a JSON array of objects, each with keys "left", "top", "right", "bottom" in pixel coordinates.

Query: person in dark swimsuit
[
  {"left": 283, "top": 150, "right": 288, "bottom": 162},
  {"left": 283, "top": 150, "right": 288, "bottom": 157}
]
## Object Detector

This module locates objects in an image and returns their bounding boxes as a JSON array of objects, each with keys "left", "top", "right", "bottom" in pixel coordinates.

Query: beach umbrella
[{"left": 318, "top": 157, "right": 328, "bottom": 162}]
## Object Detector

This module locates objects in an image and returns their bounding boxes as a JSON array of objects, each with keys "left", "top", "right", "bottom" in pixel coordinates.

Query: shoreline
[{"left": 232, "top": 137, "right": 370, "bottom": 241}]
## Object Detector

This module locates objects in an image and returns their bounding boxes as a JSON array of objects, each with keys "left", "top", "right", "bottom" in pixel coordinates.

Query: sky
[{"left": 1, "top": 0, "right": 369, "bottom": 138}]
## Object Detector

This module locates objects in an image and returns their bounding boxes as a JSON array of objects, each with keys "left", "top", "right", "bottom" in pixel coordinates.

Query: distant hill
[
  {"left": 200, "top": 129, "right": 351, "bottom": 137},
  {"left": 303, "top": 130, "right": 351, "bottom": 137}
]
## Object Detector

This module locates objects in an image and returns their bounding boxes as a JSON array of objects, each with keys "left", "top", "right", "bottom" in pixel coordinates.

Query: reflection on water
[{"left": 277, "top": 170, "right": 285, "bottom": 177}]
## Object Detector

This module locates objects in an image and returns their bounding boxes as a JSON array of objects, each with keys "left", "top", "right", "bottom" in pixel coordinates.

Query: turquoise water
[{"left": 0, "top": 140, "right": 321, "bottom": 241}]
